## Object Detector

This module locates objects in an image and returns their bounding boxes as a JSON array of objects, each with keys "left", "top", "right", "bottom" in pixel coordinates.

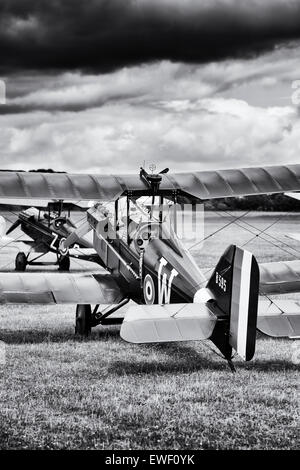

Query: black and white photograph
[{"left": 0, "top": 0, "right": 299, "bottom": 454}]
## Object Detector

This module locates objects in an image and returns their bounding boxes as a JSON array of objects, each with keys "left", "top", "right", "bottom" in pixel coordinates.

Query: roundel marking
[{"left": 143, "top": 274, "right": 155, "bottom": 305}]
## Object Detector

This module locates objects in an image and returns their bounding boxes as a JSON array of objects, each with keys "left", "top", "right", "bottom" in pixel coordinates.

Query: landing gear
[
  {"left": 74, "top": 299, "right": 129, "bottom": 337},
  {"left": 14, "top": 249, "right": 70, "bottom": 271},
  {"left": 75, "top": 305, "right": 92, "bottom": 336},
  {"left": 15, "top": 252, "right": 27, "bottom": 271},
  {"left": 58, "top": 254, "right": 70, "bottom": 271}
]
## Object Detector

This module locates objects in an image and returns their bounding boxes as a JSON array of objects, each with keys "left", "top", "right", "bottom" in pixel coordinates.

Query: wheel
[
  {"left": 58, "top": 255, "right": 70, "bottom": 271},
  {"left": 15, "top": 252, "right": 27, "bottom": 271},
  {"left": 75, "top": 305, "right": 92, "bottom": 336}
]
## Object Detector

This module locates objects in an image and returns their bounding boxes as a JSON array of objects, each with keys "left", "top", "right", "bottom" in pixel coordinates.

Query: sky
[{"left": 0, "top": 0, "right": 300, "bottom": 173}]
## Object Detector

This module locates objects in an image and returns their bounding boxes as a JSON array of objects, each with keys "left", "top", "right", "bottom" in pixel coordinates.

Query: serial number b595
[{"left": 215, "top": 272, "right": 227, "bottom": 292}]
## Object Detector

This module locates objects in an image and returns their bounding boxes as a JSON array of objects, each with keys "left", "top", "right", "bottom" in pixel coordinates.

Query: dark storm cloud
[{"left": 0, "top": 0, "right": 300, "bottom": 73}]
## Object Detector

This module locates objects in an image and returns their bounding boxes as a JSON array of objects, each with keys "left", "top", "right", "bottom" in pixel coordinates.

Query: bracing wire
[{"left": 196, "top": 209, "right": 300, "bottom": 312}]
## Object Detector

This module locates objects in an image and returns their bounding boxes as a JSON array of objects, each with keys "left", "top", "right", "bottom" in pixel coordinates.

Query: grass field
[{"left": 0, "top": 212, "right": 299, "bottom": 449}]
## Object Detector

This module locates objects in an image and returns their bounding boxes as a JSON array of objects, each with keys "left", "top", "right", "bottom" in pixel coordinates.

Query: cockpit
[{"left": 94, "top": 195, "right": 197, "bottom": 255}]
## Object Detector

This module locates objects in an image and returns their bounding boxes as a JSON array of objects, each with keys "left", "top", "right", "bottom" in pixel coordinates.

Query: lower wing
[
  {"left": 258, "top": 299, "right": 300, "bottom": 338},
  {"left": 0, "top": 272, "right": 123, "bottom": 304},
  {"left": 259, "top": 260, "right": 300, "bottom": 294}
]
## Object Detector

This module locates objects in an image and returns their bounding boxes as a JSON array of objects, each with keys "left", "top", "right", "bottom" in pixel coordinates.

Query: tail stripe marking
[
  {"left": 236, "top": 250, "right": 252, "bottom": 360},
  {"left": 229, "top": 247, "right": 242, "bottom": 354},
  {"left": 229, "top": 248, "right": 253, "bottom": 360}
]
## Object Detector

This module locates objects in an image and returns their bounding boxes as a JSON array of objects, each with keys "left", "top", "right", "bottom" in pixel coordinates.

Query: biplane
[
  {"left": 0, "top": 164, "right": 299, "bottom": 369},
  {"left": 0, "top": 199, "right": 97, "bottom": 270}
]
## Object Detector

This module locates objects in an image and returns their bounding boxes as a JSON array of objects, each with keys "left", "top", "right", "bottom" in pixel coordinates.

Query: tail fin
[{"left": 207, "top": 245, "right": 259, "bottom": 361}]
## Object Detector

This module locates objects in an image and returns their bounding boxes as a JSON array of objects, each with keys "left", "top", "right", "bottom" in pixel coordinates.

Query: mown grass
[{"left": 0, "top": 212, "right": 299, "bottom": 449}]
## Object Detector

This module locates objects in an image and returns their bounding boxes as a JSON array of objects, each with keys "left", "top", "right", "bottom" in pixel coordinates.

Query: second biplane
[{"left": 0, "top": 199, "right": 97, "bottom": 270}]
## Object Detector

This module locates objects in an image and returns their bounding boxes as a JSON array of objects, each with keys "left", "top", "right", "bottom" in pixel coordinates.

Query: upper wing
[
  {"left": 259, "top": 260, "right": 300, "bottom": 294},
  {"left": 0, "top": 164, "right": 299, "bottom": 201},
  {"left": 0, "top": 172, "right": 131, "bottom": 201},
  {"left": 167, "top": 164, "right": 300, "bottom": 200},
  {"left": 0, "top": 272, "right": 123, "bottom": 304}
]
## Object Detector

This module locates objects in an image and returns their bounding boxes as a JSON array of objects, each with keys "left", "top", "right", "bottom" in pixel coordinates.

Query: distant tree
[
  {"left": 29, "top": 169, "right": 66, "bottom": 173},
  {"left": 205, "top": 194, "right": 300, "bottom": 211}
]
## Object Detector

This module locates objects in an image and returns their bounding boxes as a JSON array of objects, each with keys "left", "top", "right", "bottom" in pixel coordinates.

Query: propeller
[
  {"left": 6, "top": 219, "right": 21, "bottom": 235},
  {"left": 140, "top": 166, "right": 169, "bottom": 195}
]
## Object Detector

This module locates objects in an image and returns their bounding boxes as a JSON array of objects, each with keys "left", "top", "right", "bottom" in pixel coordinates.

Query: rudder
[{"left": 207, "top": 245, "right": 259, "bottom": 361}]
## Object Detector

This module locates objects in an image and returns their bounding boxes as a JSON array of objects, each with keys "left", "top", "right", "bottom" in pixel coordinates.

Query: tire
[
  {"left": 58, "top": 255, "right": 70, "bottom": 271},
  {"left": 75, "top": 305, "right": 92, "bottom": 336},
  {"left": 15, "top": 252, "right": 27, "bottom": 271}
]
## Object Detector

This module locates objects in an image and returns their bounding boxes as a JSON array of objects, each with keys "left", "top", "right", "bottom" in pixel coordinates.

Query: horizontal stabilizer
[
  {"left": 258, "top": 300, "right": 300, "bottom": 338},
  {"left": 121, "top": 304, "right": 217, "bottom": 343},
  {"left": 259, "top": 260, "right": 300, "bottom": 294},
  {"left": 0, "top": 272, "right": 122, "bottom": 304}
]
